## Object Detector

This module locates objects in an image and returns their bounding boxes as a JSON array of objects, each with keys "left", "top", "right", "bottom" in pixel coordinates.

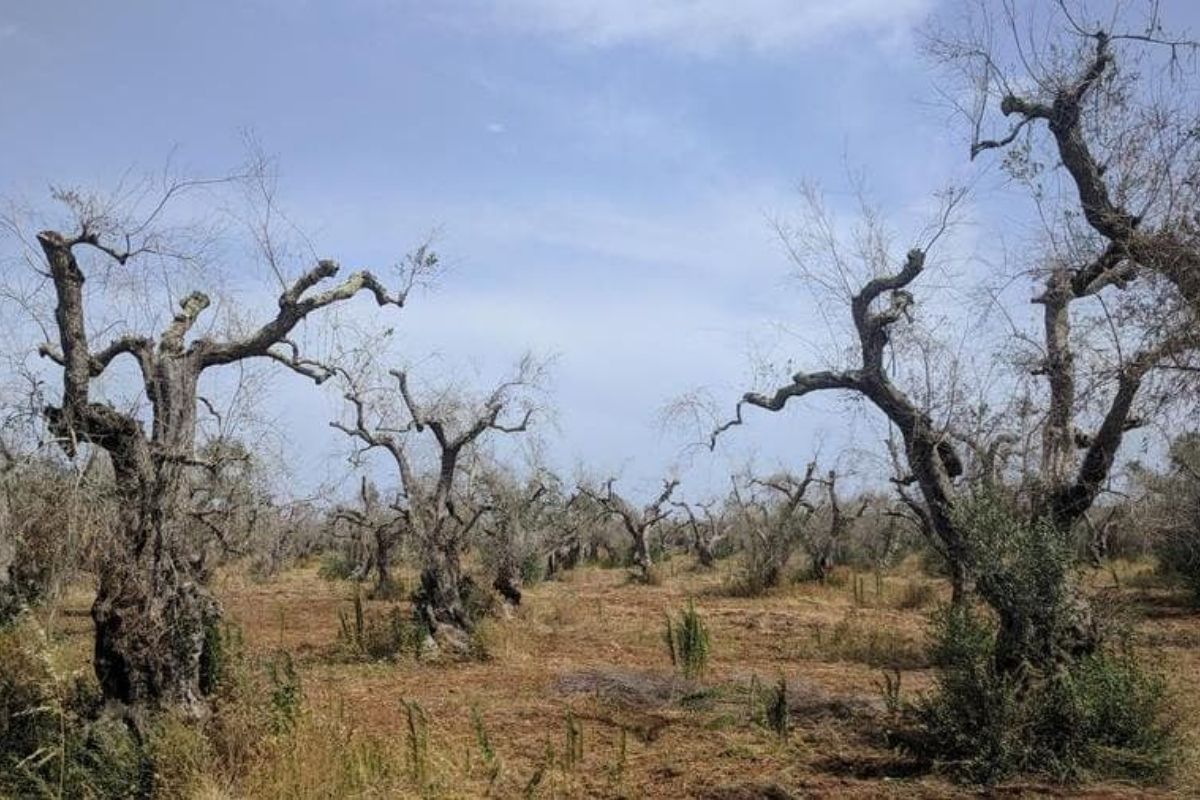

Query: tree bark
[{"left": 630, "top": 526, "right": 654, "bottom": 576}]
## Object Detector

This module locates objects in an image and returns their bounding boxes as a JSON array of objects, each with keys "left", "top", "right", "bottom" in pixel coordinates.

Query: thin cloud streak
[{"left": 480, "top": 0, "right": 934, "bottom": 55}]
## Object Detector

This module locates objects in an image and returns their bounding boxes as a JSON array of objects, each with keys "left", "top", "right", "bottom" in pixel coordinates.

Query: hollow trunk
[
  {"left": 37, "top": 228, "right": 404, "bottom": 711},
  {"left": 416, "top": 553, "right": 467, "bottom": 627},
  {"left": 92, "top": 525, "right": 219, "bottom": 713}
]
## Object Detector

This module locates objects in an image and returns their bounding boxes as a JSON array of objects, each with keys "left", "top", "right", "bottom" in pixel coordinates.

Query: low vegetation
[{"left": 2, "top": 548, "right": 1194, "bottom": 798}]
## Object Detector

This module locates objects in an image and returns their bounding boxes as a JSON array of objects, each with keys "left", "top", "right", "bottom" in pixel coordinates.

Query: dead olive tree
[
  {"left": 332, "top": 357, "right": 543, "bottom": 652},
  {"left": 716, "top": 3, "right": 1200, "bottom": 676},
  {"left": 332, "top": 476, "right": 407, "bottom": 597},
  {"left": 713, "top": 239, "right": 979, "bottom": 600},
  {"left": 0, "top": 435, "right": 27, "bottom": 621},
  {"left": 948, "top": 11, "right": 1200, "bottom": 521},
  {"left": 579, "top": 477, "right": 678, "bottom": 581},
  {"left": 671, "top": 498, "right": 725, "bottom": 568},
  {"left": 808, "top": 471, "right": 868, "bottom": 583},
  {"left": 726, "top": 463, "right": 820, "bottom": 591},
  {"left": 25, "top": 185, "right": 428, "bottom": 714},
  {"left": 544, "top": 489, "right": 599, "bottom": 577},
  {"left": 478, "top": 469, "right": 559, "bottom": 607}
]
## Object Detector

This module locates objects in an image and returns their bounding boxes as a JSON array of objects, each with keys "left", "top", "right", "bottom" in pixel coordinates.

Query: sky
[{"left": 2, "top": 1, "right": 1195, "bottom": 503}]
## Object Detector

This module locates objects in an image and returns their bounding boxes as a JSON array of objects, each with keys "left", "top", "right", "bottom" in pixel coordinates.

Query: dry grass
[{"left": 39, "top": 556, "right": 1200, "bottom": 798}]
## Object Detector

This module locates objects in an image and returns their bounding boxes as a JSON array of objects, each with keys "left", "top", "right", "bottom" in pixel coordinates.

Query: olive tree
[
  {"left": 579, "top": 477, "right": 679, "bottom": 581},
  {"left": 331, "top": 476, "right": 407, "bottom": 597},
  {"left": 724, "top": 463, "right": 821, "bottom": 592},
  {"left": 715, "top": 1, "right": 1200, "bottom": 676},
  {"left": 671, "top": 498, "right": 725, "bottom": 568},
  {"left": 477, "top": 468, "right": 562, "bottom": 607},
  {"left": 15, "top": 179, "right": 430, "bottom": 715},
  {"left": 332, "top": 355, "right": 545, "bottom": 652}
]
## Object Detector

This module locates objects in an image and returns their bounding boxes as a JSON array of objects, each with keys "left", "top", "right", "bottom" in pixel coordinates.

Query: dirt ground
[{"left": 43, "top": 557, "right": 1200, "bottom": 798}]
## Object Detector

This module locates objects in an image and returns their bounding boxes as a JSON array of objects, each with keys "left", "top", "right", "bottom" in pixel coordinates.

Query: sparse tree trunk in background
[
  {"left": 581, "top": 478, "right": 678, "bottom": 582},
  {"left": 333, "top": 478, "right": 404, "bottom": 597},
  {"left": 374, "top": 524, "right": 397, "bottom": 593},
  {"left": 814, "top": 471, "right": 867, "bottom": 583},
  {"left": 1083, "top": 508, "right": 1116, "bottom": 568},
  {"left": 672, "top": 499, "right": 724, "bottom": 568},
  {"left": 742, "top": 462, "right": 820, "bottom": 587},
  {"left": 0, "top": 441, "right": 18, "bottom": 621},
  {"left": 484, "top": 477, "right": 551, "bottom": 608},
  {"left": 36, "top": 224, "right": 418, "bottom": 714},
  {"left": 546, "top": 490, "right": 590, "bottom": 578},
  {"left": 713, "top": 251, "right": 974, "bottom": 603}
]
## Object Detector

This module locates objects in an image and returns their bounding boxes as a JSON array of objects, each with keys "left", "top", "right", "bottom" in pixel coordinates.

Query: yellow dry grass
[{"left": 39, "top": 556, "right": 1200, "bottom": 799}]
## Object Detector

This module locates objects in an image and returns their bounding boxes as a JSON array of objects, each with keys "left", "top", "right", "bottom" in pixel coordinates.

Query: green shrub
[
  {"left": 764, "top": 676, "right": 790, "bottom": 739},
  {"left": 267, "top": 651, "right": 304, "bottom": 735},
  {"left": 909, "top": 603, "right": 1175, "bottom": 784},
  {"left": 953, "top": 494, "right": 1130, "bottom": 696},
  {"left": 743, "top": 674, "right": 790, "bottom": 738},
  {"left": 1155, "top": 521, "right": 1200, "bottom": 603},
  {"left": 906, "top": 497, "right": 1178, "bottom": 784},
  {"left": 318, "top": 550, "right": 359, "bottom": 582},
  {"left": 144, "top": 713, "right": 216, "bottom": 798},
  {"left": 204, "top": 624, "right": 276, "bottom": 777},
  {"left": 664, "top": 601, "right": 711, "bottom": 679},
  {"left": 518, "top": 551, "right": 545, "bottom": 586}
]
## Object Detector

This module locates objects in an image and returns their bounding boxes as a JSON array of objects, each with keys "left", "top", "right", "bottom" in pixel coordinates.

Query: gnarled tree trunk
[{"left": 37, "top": 223, "right": 414, "bottom": 712}]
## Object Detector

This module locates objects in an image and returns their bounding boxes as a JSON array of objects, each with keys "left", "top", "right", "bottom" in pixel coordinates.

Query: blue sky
[{"left": 3, "top": 1, "right": 1193, "bottom": 501}]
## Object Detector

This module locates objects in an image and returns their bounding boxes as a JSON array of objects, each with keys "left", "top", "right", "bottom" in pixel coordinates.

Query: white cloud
[
  {"left": 485, "top": 121, "right": 506, "bottom": 134},
  {"left": 0, "top": 23, "right": 17, "bottom": 39},
  {"left": 483, "top": 0, "right": 933, "bottom": 55}
]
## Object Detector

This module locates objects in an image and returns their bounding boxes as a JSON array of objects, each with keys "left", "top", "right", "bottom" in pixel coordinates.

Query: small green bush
[
  {"left": 266, "top": 651, "right": 304, "bottom": 734},
  {"left": 318, "top": 551, "right": 359, "bottom": 582},
  {"left": 664, "top": 601, "right": 711, "bottom": 679},
  {"left": 337, "top": 591, "right": 427, "bottom": 661},
  {"left": 764, "top": 676, "right": 790, "bottom": 739},
  {"left": 518, "top": 551, "right": 545, "bottom": 586},
  {"left": 0, "top": 620, "right": 147, "bottom": 799}
]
